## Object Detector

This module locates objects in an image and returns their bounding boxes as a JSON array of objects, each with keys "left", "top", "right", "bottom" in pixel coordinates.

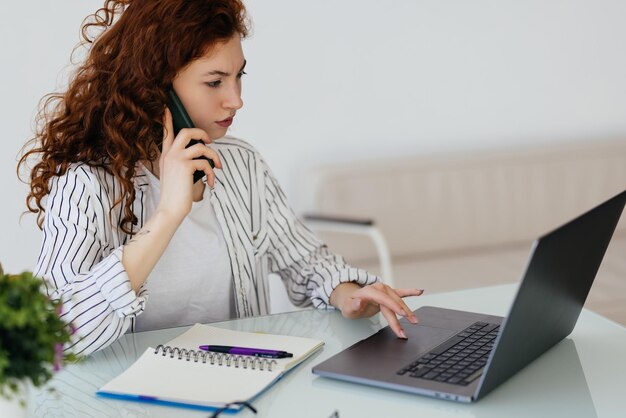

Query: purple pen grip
[{"left": 230, "top": 348, "right": 281, "bottom": 357}]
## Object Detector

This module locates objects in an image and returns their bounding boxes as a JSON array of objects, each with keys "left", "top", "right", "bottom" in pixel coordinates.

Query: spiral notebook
[{"left": 96, "top": 323, "right": 324, "bottom": 412}]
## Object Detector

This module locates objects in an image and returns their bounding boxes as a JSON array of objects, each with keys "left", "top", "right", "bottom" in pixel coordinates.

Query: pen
[{"left": 198, "top": 345, "right": 293, "bottom": 358}]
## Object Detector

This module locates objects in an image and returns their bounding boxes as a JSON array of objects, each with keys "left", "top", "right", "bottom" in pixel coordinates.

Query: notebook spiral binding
[{"left": 154, "top": 345, "right": 278, "bottom": 372}]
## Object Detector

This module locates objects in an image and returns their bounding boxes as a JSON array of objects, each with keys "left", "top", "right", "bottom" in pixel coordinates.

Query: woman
[{"left": 18, "top": 0, "right": 422, "bottom": 356}]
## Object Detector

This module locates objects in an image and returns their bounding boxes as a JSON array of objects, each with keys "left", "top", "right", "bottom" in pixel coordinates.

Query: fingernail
[
  {"left": 352, "top": 298, "right": 361, "bottom": 310},
  {"left": 417, "top": 289, "right": 425, "bottom": 294},
  {"left": 409, "top": 315, "right": 418, "bottom": 324},
  {"left": 400, "top": 330, "right": 408, "bottom": 339}
]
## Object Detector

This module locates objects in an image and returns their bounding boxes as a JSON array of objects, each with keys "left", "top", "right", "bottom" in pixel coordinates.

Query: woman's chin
[
  {"left": 206, "top": 126, "right": 228, "bottom": 141},
  {"left": 212, "top": 131, "right": 228, "bottom": 140}
]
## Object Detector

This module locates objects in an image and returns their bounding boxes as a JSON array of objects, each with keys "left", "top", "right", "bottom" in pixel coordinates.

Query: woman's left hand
[{"left": 329, "top": 282, "right": 424, "bottom": 339}]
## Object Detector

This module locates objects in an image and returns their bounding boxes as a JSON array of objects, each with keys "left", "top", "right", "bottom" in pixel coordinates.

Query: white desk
[{"left": 29, "top": 284, "right": 626, "bottom": 417}]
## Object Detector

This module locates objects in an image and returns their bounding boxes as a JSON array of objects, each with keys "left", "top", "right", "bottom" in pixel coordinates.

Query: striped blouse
[{"left": 34, "top": 136, "right": 381, "bottom": 356}]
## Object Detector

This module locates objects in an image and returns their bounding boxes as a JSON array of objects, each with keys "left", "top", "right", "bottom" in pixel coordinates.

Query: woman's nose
[{"left": 223, "top": 85, "right": 243, "bottom": 110}]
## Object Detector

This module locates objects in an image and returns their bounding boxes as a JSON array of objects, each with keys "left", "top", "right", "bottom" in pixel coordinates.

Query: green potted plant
[{"left": 0, "top": 263, "right": 77, "bottom": 415}]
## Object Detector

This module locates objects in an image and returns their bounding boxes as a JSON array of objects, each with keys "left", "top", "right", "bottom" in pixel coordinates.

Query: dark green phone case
[{"left": 166, "top": 88, "right": 215, "bottom": 184}]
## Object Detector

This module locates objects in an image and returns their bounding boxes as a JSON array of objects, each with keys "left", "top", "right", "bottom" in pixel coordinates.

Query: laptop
[{"left": 312, "top": 189, "right": 626, "bottom": 402}]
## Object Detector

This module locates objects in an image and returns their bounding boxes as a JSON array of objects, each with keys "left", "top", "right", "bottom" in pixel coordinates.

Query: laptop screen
[{"left": 476, "top": 190, "right": 626, "bottom": 399}]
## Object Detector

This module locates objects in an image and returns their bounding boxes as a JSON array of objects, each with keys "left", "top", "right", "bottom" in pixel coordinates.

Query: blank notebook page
[{"left": 97, "top": 323, "right": 324, "bottom": 408}]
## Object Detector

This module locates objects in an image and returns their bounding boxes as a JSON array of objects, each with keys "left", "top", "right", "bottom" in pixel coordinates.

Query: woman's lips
[{"left": 216, "top": 117, "right": 233, "bottom": 127}]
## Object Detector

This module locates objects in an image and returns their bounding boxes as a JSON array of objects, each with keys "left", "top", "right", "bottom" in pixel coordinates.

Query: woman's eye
[{"left": 205, "top": 72, "right": 246, "bottom": 89}]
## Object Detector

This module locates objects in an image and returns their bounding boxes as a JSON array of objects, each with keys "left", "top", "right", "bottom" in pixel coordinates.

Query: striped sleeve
[
  {"left": 261, "top": 160, "right": 381, "bottom": 309},
  {"left": 33, "top": 167, "right": 147, "bottom": 356}
]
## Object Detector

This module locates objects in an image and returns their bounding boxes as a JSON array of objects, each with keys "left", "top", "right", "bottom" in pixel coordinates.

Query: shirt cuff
[
  {"left": 94, "top": 246, "right": 148, "bottom": 318},
  {"left": 311, "top": 266, "right": 382, "bottom": 309}
]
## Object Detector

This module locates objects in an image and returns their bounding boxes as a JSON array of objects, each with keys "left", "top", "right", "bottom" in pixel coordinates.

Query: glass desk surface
[{"left": 28, "top": 284, "right": 626, "bottom": 418}]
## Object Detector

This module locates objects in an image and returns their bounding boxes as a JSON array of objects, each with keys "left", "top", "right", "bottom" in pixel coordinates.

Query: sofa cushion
[{"left": 300, "top": 139, "right": 626, "bottom": 262}]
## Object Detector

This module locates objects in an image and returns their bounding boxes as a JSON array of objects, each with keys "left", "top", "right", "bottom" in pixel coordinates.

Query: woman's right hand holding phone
[
  {"left": 121, "top": 109, "right": 222, "bottom": 293},
  {"left": 157, "top": 107, "right": 222, "bottom": 223}
]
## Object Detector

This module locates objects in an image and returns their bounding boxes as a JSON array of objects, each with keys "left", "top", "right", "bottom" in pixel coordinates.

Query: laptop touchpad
[{"left": 335, "top": 324, "right": 457, "bottom": 376}]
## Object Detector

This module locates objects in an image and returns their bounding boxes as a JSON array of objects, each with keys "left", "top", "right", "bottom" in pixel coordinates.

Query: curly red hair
[{"left": 17, "top": 0, "right": 251, "bottom": 234}]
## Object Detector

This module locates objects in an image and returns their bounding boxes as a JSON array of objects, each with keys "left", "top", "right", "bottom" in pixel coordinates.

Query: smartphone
[{"left": 166, "top": 88, "right": 215, "bottom": 183}]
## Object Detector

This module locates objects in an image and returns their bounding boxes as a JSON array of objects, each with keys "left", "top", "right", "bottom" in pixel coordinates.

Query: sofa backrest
[{"left": 299, "top": 139, "right": 626, "bottom": 263}]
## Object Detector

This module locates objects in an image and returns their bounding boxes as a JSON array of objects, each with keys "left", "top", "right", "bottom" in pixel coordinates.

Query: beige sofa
[{"left": 297, "top": 139, "right": 626, "bottom": 325}]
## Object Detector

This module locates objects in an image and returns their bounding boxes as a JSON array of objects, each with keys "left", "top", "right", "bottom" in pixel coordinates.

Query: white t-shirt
[{"left": 134, "top": 164, "right": 235, "bottom": 332}]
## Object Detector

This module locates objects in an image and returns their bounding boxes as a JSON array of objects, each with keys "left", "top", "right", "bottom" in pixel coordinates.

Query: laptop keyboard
[{"left": 397, "top": 321, "right": 500, "bottom": 386}]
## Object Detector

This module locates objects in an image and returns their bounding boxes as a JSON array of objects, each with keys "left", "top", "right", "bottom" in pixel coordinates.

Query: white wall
[{"left": 2, "top": 0, "right": 626, "bottom": 273}]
